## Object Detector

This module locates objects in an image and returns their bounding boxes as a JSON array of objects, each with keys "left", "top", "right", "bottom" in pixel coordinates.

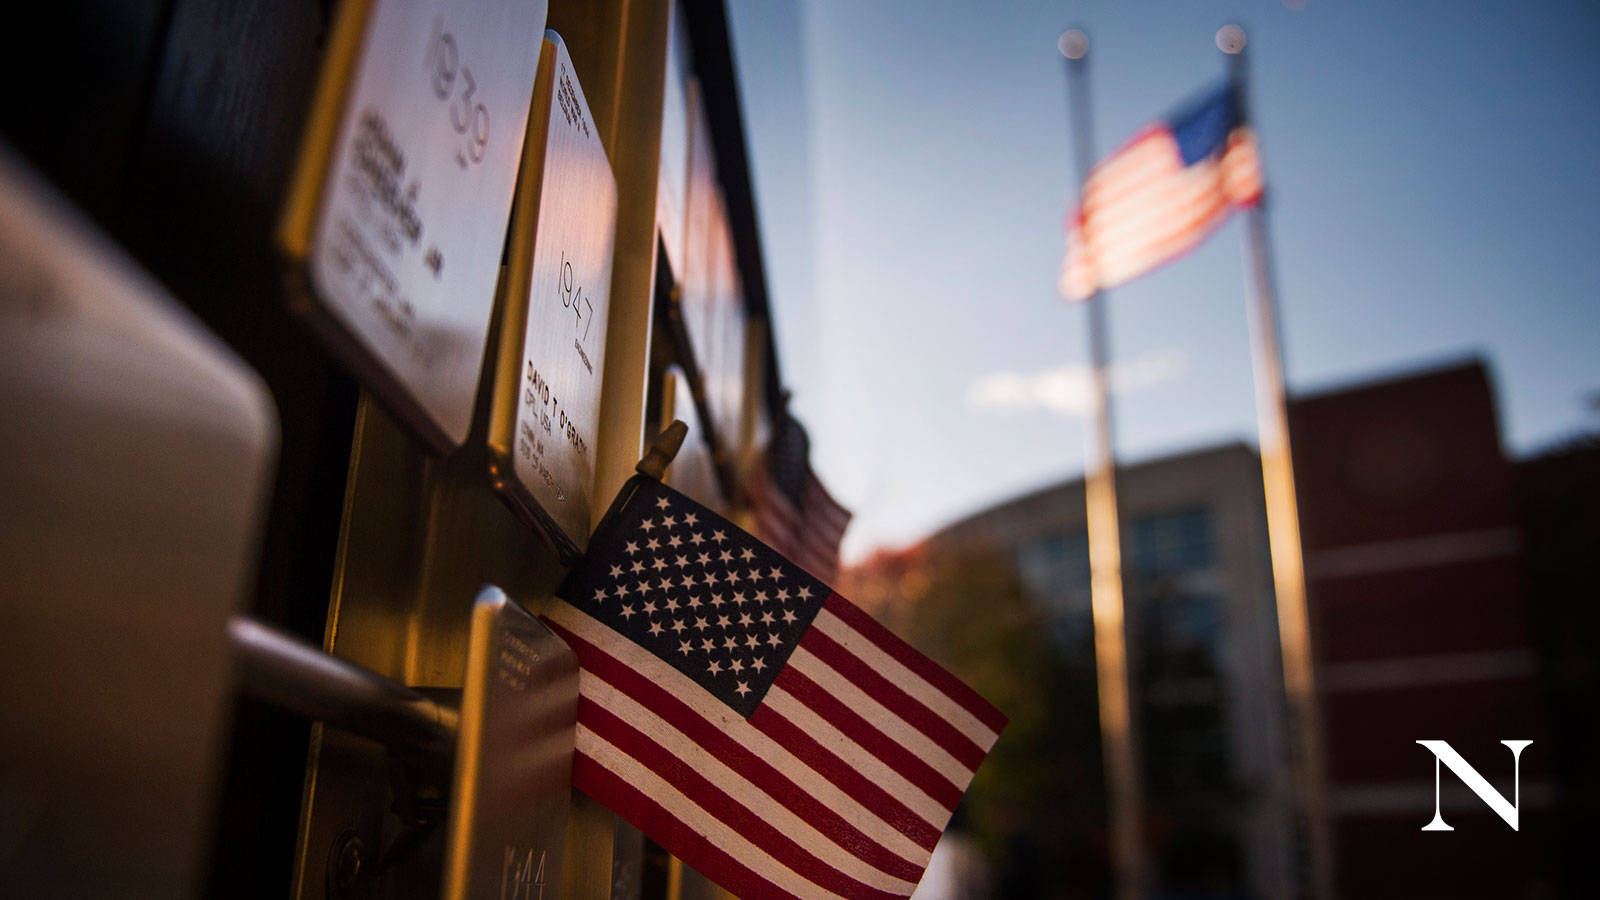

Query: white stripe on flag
[
  {"left": 544, "top": 602, "right": 939, "bottom": 865},
  {"left": 787, "top": 646, "right": 975, "bottom": 789},
  {"left": 810, "top": 610, "right": 1000, "bottom": 749},
  {"left": 577, "top": 725, "right": 851, "bottom": 900},
  {"left": 1083, "top": 147, "right": 1185, "bottom": 218},
  {"left": 1082, "top": 130, "right": 1173, "bottom": 203},
  {"left": 1080, "top": 173, "right": 1231, "bottom": 288},
  {"left": 577, "top": 677, "right": 924, "bottom": 893},
  {"left": 1092, "top": 196, "right": 1229, "bottom": 286},
  {"left": 1092, "top": 208, "right": 1229, "bottom": 291},
  {"left": 1083, "top": 158, "right": 1224, "bottom": 250},
  {"left": 762, "top": 684, "right": 952, "bottom": 827}
]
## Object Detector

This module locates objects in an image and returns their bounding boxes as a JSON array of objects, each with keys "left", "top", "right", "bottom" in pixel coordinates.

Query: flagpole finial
[
  {"left": 1216, "top": 24, "right": 1247, "bottom": 55},
  {"left": 637, "top": 420, "right": 688, "bottom": 481},
  {"left": 1058, "top": 28, "right": 1088, "bottom": 60}
]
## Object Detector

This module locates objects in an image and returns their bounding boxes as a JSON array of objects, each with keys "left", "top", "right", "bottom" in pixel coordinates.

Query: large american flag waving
[
  {"left": 545, "top": 476, "right": 1005, "bottom": 899},
  {"left": 1060, "top": 80, "right": 1263, "bottom": 301}
]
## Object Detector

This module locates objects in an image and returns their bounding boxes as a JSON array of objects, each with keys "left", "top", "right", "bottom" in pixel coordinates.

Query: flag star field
[{"left": 560, "top": 486, "right": 831, "bottom": 718}]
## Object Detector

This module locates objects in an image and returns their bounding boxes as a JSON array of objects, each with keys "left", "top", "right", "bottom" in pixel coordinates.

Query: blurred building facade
[
  {"left": 847, "top": 357, "right": 1581, "bottom": 898},
  {"left": 1514, "top": 431, "right": 1600, "bottom": 894},
  {"left": 1291, "top": 360, "right": 1556, "bottom": 897},
  {"left": 852, "top": 443, "right": 1293, "bottom": 899}
]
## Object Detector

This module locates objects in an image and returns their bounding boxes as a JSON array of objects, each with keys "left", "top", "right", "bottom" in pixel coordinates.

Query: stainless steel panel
[
  {"left": 293, "top": 2, "right": 676, "bottom": 895},
  {"left": 680, "top": 83, "right": 718, "bottom": 379},
  {"left": 489, "top": 32, "right": 618, "bottom": 557},
  {"left": 282, "top": 0, "right": 549, "bottom": 452},
  {"left": 443, "top": 587, "right": 578, "bottom": 900},
  {"left": 0, "top": 146, "right": 279, "bottom": 897},
  {"left": 655, "top": 2, "right": 692, "bottom": 277},
  {"left": 707, "top": 201, "right": 748, "bottom": 450}
]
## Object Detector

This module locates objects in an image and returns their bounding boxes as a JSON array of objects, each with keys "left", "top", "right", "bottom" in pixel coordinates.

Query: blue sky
[{"left": 728, "top": 0, "right": 1600, "bottom": 559}]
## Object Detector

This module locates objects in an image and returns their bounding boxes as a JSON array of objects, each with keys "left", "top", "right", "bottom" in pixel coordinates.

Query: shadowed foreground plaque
[
  {"left": 488, "top": 31, "right": 618, "bottom": 559},
  {"left": 280, "top": 0, "right": 549, "bottom": 452},
  {"left": 0, "top": 145, "right": 278, "bottom": 898},
  {"left": 442, "top": 587, "right": 578, "bottom": 900}
]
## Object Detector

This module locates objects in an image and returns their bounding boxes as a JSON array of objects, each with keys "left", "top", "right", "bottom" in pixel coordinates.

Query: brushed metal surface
[
  {"left": 282, "top": 0, "right": 549, "bottom": 453},
  {"left": 0, "top": 146, "right": 278, "bottom": 897},
  {"left": 654, "top": 2, "right": 692, "bottom": 278},
  {"left": 706, "top": 207, "right": 748, "bottom": 453},
  {"left": 679, "top": 85, "right": 717, "bottom": 386},
  {"left": 489, "top": 32, "right": 618, "bottom": 557},
  {"left": 293, "top": 3, "right": 673, "bottom": 896},
  {"left": 442, "top": 587, "right": 578, "bottom": 900},
  {"left": 229, "top": 615, "right": 459, "bottom": 754}
]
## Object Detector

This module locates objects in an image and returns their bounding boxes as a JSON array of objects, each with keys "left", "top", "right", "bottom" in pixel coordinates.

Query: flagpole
[
  {"left": 1218, "top": 24, "right": 1334, "bottom": 900},
  {"left": 1059, "top": 28, "right": 1145, "bottom": 900}
]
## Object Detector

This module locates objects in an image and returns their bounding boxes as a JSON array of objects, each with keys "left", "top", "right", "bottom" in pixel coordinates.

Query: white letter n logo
[{"left": 1416, "top": 740, "right": 1532, "bottom": 831}]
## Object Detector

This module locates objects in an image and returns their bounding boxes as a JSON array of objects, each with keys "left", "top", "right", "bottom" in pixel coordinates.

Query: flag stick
[
  {"left": 1220, "top": 25, "right": 1334, "bottom": 900},
  {"left": 1059, "top": 28, "right": 1145, "bottom": 900}
]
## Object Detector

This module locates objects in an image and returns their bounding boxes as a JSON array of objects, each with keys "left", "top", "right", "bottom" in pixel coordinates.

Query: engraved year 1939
[{"left": 424, "top": 16, "right": 492, "bottom": 169}]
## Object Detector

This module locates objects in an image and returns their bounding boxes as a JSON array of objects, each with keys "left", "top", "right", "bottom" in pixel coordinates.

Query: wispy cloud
[{"left": 966, "top": 350, "right": 1188, "bottom": 418}]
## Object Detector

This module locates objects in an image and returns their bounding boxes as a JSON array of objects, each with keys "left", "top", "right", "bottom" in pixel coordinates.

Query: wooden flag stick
[
  {"left": 637, "top": 420, "right": 689, "bottom": 481},
  {"left": 1060, "top": 28, "right": 1146, "bottom": 900}
]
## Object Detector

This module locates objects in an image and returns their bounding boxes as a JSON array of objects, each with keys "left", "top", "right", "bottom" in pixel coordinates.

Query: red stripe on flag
[
  {"left": 1091, "top": 192, "right": 1229, "bottom": 287},
  {"left": 749, "top": 704, "right": 944, "bottom": 850},
  {"left": 579, "top": 698, "right": 911, "bottom": 900},
  {"left": 822, "top": 594, "right": 1009, "bottom": 734},
  {"left": 545, "top": 616, "right": 936, "bottom": 869},
  {"left": 1082, "top": 162, "right": 1226, "bottom": 253},
  {"left": 773, "top": 666, "right": 964, "bottom": 811},
  {"left": 748, "top": 456, "right": 848, "bottom": 584},
  {"left": 797, "top": 526, "right": 845, "bottom": 566},
  {"left": 800, "top": 627, "right": 988, "bottom": 771},
  {"left": 573, "top": 753, "right": 800, "bottom": 900},
  {"left": 803, "top": 474, "right": 852, "bottom": 529},
  {"left": 1081, "top": 129, "right": 1178, "bottom": 211}
]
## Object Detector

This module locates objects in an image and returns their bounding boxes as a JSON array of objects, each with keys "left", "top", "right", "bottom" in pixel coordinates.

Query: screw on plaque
[
  {"left": 635, "top": 420, "right": 688, "bottom": 481},
  {"left": 327, "top": 830, "right": 366, "bottom": 896}
]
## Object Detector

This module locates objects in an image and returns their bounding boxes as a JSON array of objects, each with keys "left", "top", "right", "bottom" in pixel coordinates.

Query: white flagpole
[
  {"left": 1060, "top": 28, "right": 1145, "bottom": 900},
  {"left": 1218, "top": 24, "right": 1334, "bottom": 900}
]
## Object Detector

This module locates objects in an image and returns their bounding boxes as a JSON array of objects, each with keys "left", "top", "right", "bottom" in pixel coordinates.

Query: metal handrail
[{"left": 228, "top": 615, "right": 458, "bottom": 754}]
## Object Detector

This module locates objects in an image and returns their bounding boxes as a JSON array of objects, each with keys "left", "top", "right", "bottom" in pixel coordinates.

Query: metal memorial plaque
[
  {"left": 281, "top": 0, "right": 548, "bottom": 452},
  {"left": 489, "top": 32, "right": 617, "bottom": 558},
  {"left": 443, "top": 587, "right": 578, "bottom": 900}
]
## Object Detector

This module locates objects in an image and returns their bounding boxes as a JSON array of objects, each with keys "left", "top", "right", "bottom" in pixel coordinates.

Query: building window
[
  {"left": 1130, "top": 506, "right": 1214, "bottom": 576},
  {"left": 1017, "top": 532, "right": 1092, "bottom": 649}
]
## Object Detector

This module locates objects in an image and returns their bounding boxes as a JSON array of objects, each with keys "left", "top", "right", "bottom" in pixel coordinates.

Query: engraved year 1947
[{"left": 558, "top": 250, "right": 596, "bottom": 374}]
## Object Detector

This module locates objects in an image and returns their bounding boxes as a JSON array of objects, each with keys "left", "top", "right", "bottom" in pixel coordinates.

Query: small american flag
[
  {"left": 545, "top": 476, "right": 1005, "bottom": 899},
  {"left": 748, "top": 414, "right": 851, "bottom": 584},
  {"left": 1060, "top": 80, "right": 1263, "bottom": 301}
]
